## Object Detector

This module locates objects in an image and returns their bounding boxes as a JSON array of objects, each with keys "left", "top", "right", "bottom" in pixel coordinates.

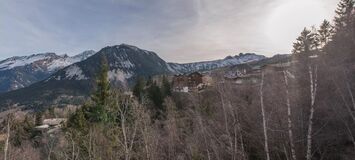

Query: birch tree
[
  {"left": 3, "top": 115, "right": 11, "bottom": 160},
  {"left": 305, "top": 65, "right": 318, "bottom": 160},
  {"left": 283, "top": 70, "right": 297, "bottom": 160},
  {"left": 116, "top": 98, "right": 138, "bottom": 160},
  {"left": 260, "top": 72, "right": 270, "bottom": 160}
]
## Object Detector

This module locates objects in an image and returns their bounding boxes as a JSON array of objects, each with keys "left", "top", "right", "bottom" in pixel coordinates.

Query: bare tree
[
  {"left": 305, "top": 65, "right": 318, "bottom": 160},
  {"left": 283, "top": 70, "right": 297, "bottom": 160},
  {"left": 116, "top": 97, "right": 138, "bottom": 160},
  {"left": 260, "top": 72, "right": 271, "bottom": 160},
  {"left": 3, "top": 114, "right": 12, "bottom": 160}
]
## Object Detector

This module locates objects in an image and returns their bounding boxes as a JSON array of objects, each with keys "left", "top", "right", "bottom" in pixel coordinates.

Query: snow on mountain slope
[
  {"left": 0, "top": 50, "right": 95, "bottom": 93},
  {"left": 0, "top": 44, "right": 271, "bottom": 108},
  {"left": 0, "top": 50, "right": 95, "bottom": 71},
  {"left": 47, "top": 44, "right": 171, "bottom": 83},
  {"left": 168, "top": 53, "right": 266, "bottom": 73}
]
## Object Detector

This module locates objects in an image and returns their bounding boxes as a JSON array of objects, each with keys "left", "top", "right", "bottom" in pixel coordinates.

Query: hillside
[
  {"left": 0, "top": 50, "right": 95, "bottom": 93},
  {"left": 0, "top": 44, "right": 173, "bottom": 109},
  {"left": 0, "top": 44, "right": 267, "bottom": 109}
]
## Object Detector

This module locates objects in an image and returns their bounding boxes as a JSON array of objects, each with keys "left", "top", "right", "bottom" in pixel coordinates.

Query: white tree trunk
[
  {"left": 283, "top": 70, "right": 297, "bottom": 160},
  {"left": 260, "top": 72, "right": 270, "bottom": 160},
  {"left": 4, "top": 118, "right": 10, "bottom": 160},
  {"left": 118, "top": 100, "right": 138, "bottom": 160},
  {"left": 306, "top": 65, "right": 317, "bottom": 160},
  {"left": 121, "top": 111, "right": 129, "bottom": 160}
]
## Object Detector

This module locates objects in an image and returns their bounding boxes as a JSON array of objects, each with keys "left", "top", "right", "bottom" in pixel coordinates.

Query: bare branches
[
  {"left": 283, "top": 70, "right": 297, "bottom": 160},
  {"left": 3, "top": 115, "right": 11, "bottom": 160},
  {"left": 306, "top": 65, "right": 318, "bottom": 160},
  {"left": 260, "top": 72, "right": 271, "bottom": 160}
]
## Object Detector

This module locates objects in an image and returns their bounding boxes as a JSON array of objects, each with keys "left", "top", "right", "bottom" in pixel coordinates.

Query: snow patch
[
  {"left": 108, "top": 69, "right": 133, "bottom": 82},
  {"left": 168, "top": 53, "right": 265, "bottom": 73},
  {"left": 120, "top": 60, "right": 135, "bottom": 68},
  {"left": 65, "top": 65, "right": 88, "bottom": 80},
  {"left": 0, "top": 54, "right": 50, "bottom": 70},
  {"left": 0, "top": 51, "right": 95, "bottom": 71}
]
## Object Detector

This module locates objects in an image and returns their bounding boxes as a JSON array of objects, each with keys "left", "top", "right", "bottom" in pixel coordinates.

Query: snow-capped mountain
[
  {"left": 47, "top": 44, "right": 171, "bottom": 83},
  {"left": 0, "top": 50, "right": 95, "bottom": 71},
  {"left": 168, "top": 53, "right": 266, "bottom": 73},
  {"left": 0, "top": 50, "right": 95, "bottom": 93},
  {"left": 0, "top": 44, "right": 268, "bottom": 109},
  {"left": 0, "top": 44, "right": 173, "bottom": 108}
]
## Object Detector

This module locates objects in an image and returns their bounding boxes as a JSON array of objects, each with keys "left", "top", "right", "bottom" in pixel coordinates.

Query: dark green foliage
[
  {"left": 133, "top": 76, "right": 146, "bottom": 102},
  {"left": 87, "top": 57, "right": 112, "bottom": 123},
  {"left": 35, "top": 111, "right": 43, "bottom": 126},
  {"left": 161, "top": 76, "right": 172, "bottom": 97},
  {"left": 334, "top": 0, "right": 354, "bottom": 30},
  {"left": 11, "top": 116, "right": 38, "bottom": 147},
  {"left": 147, "top": 82, "right": 165, "bottom": 119},
  {"left": 91, "top": 57, "right": 110, "bottom": 106},
  {"left": 66, "top": 58, "right": 126, "bottom": 128},
  {"left": 67, "top": 106, "right": 89, "bottom": 132},
  {"left": 132, "top": 75, "right": 171, "bottom": 119}
]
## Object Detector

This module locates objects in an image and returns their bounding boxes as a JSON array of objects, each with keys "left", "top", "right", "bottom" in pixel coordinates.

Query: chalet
[
  {"left": 172, "top": 72, "right": 210, "bottom": 92},
  {"left": 224, "top": 64, "right": 253, "bottom": 79},
  {"left": 187, "top": 72, "right": 203, "bottom": 88},
  {"left": 224, "top": 64, "right": 261, "bottom": 84},
  {"left": 227, "top": 62, "right": 293, "bottom": 84}
]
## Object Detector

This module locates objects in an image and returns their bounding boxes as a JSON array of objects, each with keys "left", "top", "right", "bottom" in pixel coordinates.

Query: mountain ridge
[
  {"left": 168, "top": 53, "right": 266, "bottom": 73},
  {"left": 0, "top": 44, "right": 270, "bottom": 109},
  {"left": 0, "top": 50, "right": 95, "bottom": 93}
]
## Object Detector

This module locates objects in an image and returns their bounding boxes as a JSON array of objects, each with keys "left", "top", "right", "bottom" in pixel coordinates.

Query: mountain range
[
  {"left": 0, "top": 44, "right": 268, "bottom": 109},
  {"left": 0, "top": 50, "right": 95, "bottom": 93}
]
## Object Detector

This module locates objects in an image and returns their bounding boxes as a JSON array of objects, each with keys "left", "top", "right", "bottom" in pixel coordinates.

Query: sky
[{"left": 0, "top": 0, "right": 339, "bottom": 63}]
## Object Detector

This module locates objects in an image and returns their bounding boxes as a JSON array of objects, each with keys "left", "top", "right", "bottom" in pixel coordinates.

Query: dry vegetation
[{"left": 0, "top": 0, "right": 354, "bottom": 160}]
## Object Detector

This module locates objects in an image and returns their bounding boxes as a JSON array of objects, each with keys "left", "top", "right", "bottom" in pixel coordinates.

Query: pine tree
[
  {"left": 67, "top": 108, "right": 88, "bottom": 131},
  {"left": 161, "top": 76, "right": 172, "bottom": 97},
  {"left": 35, "top": 111, "right": 43, "bottom": 126},
  {"left": 147, "top": 82, "right": 165, "bottom": 119},
  {"left": 91, "top": 57, "right": 110, "bottom": 106},
  {"left": 311, "top": 26, "right": 321, "bottom": 50},
  {"left": 133, "top": 76, "right": 145, "bottom": 102},
  {"left": 334, "top": 0, "right": 354, "bottom": 30},
  {"left": 331, "top": 0, "right": 355, "bottom": 58},
  {"left": 89, "top": 57, "right": 111, "bottom": 122},
  {"left": 318, "top": 20, "right": 334, "bottom": 48},
  {"left": 292, "top": 28, "right": 318, "bottom": 55}
]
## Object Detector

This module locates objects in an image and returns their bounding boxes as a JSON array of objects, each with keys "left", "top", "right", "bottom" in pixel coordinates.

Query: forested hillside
[{"left": 0, "top": 0, "right": 354, "bottom": 160}]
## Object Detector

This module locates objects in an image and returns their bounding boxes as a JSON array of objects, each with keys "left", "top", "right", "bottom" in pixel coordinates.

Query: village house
[
  {"left": 224, "top": 62, "right": 292, "bottom": 85},
  {"left": 224, "top": 64, "right": 261, "bottom": 84},
  {"left": 35, "top": 118, "right": 67, "bottom": 134},
  {"left": 224, "top": 64, "right": 253, "bottom": 79},
  {"left": 172, "top": 72, "right": 211, "bottom": 92}
]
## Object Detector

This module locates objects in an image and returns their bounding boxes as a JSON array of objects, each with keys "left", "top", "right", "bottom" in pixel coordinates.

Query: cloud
[{"left": 0, "top": 0, "right": 340, "bottom": 62}]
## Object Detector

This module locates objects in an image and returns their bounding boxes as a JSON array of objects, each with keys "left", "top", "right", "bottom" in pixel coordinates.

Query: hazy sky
[{"left": 0, "top": 0, "right": 339, "bottom": 62}]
